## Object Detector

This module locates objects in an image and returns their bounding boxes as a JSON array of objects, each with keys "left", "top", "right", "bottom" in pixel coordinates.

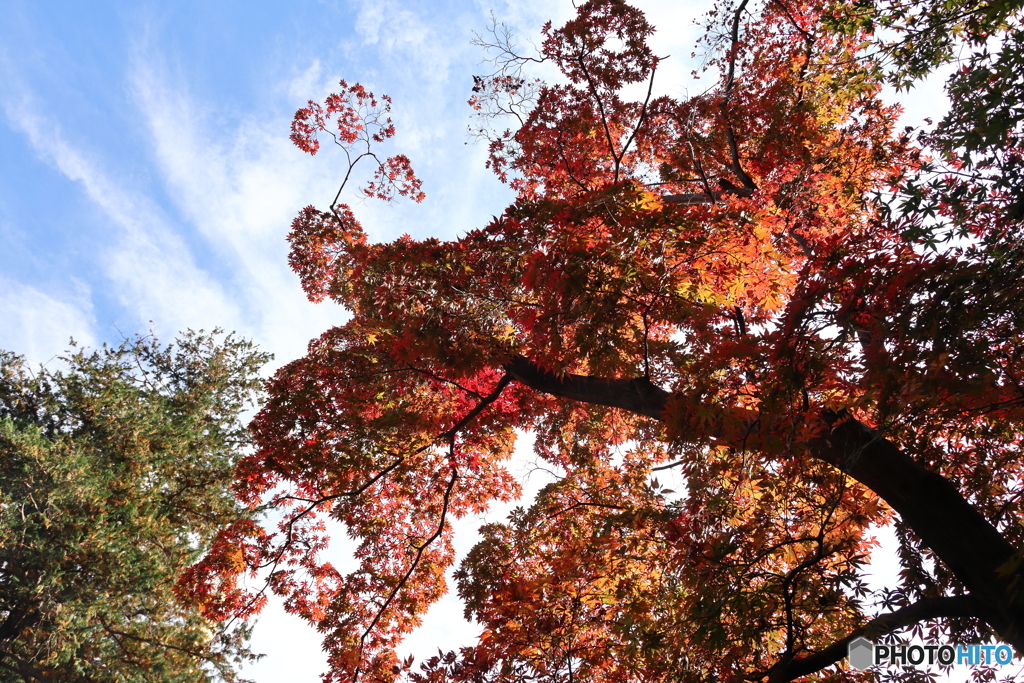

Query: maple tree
[
  {"left": 185, "top": 1, "right": 1024, "bottom": 681},
  {"left": 0, "top": 332, "right": 266, "bottom": 682}
]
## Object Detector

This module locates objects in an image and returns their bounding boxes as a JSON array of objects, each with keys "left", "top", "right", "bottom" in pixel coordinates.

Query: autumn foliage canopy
[{"left": 181, "top": 0, "right": 1024, "bottom": 681}]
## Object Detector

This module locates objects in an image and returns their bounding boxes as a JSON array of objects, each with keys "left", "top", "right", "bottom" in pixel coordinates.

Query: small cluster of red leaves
[
  {"left": 470, "top": 0, "right": 659, "bottom": 194},
  {"left": 284, "top": 81, "right": 426, "bottom": 305},
  {"left": 185, "top": 0, "right": 1024, "bottom": 681},
  {"left": 291, "top": 80, "right": 397, "bottom": 154},
  {"left": 291, "top": 79, "right": 425, "bottom": 204},
  {"left": 287, "top": 205, "right": 365, "bottom": 303},
  {"left": 540, "top": 0, "right": 658, "bottom": 90},
  {"left": 177, "top": 519, "right": 272, "bottom": 622},
  {"left": 364, "top": 154, "right": 422, "bottom": 203}
]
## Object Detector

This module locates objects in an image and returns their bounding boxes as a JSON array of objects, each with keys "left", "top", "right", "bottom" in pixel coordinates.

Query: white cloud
[
  {"left": 126, "top": 53, "right": 347, "bottom": 363},
  {"left": 0, "top": 276, "right": 97, "bottom": 366},
  {"left": 0, "top": 87, "right": 239, "bottom": 341}
]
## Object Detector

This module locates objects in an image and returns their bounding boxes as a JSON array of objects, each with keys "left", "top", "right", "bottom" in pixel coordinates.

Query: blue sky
[{"left": 0, "top": 0, "right": 953, "bottom": 680}]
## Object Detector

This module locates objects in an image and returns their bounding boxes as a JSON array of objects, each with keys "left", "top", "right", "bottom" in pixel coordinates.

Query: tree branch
[
  {"left": 764, "top": 595, "right": 976, "bottom": 682},
  {"left": 662, "top": 180, "right": 754, "bottom": 206},
  {"left": 503, "top": 355, "right": 668, "bottom": 419},
  {"left": 662, "top": 192, "right": 716, "bottom": 206},
  {"left": 353, "top": 467, "right": 459, "bottom": 683}
]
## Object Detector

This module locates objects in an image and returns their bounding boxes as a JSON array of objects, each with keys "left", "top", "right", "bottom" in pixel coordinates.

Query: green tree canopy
[{"left": 0, "top": 331, "right": 269, "bottom": 683}]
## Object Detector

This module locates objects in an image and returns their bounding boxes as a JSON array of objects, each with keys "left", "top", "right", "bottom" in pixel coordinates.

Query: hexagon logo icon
[{"left": 848, "top": 637, "right": 874, "bottom": 670}]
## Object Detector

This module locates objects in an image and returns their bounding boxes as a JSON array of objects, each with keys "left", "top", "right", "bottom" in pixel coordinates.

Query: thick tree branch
[
  {"left": 662, "top": 180, "right": 755, "bottom": 206},
  {"left": 764, "top": 595, "right": 976, "bottom": 682},
  {"left": 503, "top": 356, "right": 668, "bottom": 419},
  {"left": 663, "top": 192, "right": 716, "bottom": 205},
  {"left": 812, "top": 414, "right": 1023, "bottom": 647}
]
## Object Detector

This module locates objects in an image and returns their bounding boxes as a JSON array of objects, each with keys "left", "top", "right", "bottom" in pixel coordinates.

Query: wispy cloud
[
  {"left": 1, "top": 84, "right": 239, "bottom": 341},
  {"left": 0, "top": 275, "right": 97, "bottom": 366},
  {"left": 126, "top": 51, "right": 346, "bottom": 363}
]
